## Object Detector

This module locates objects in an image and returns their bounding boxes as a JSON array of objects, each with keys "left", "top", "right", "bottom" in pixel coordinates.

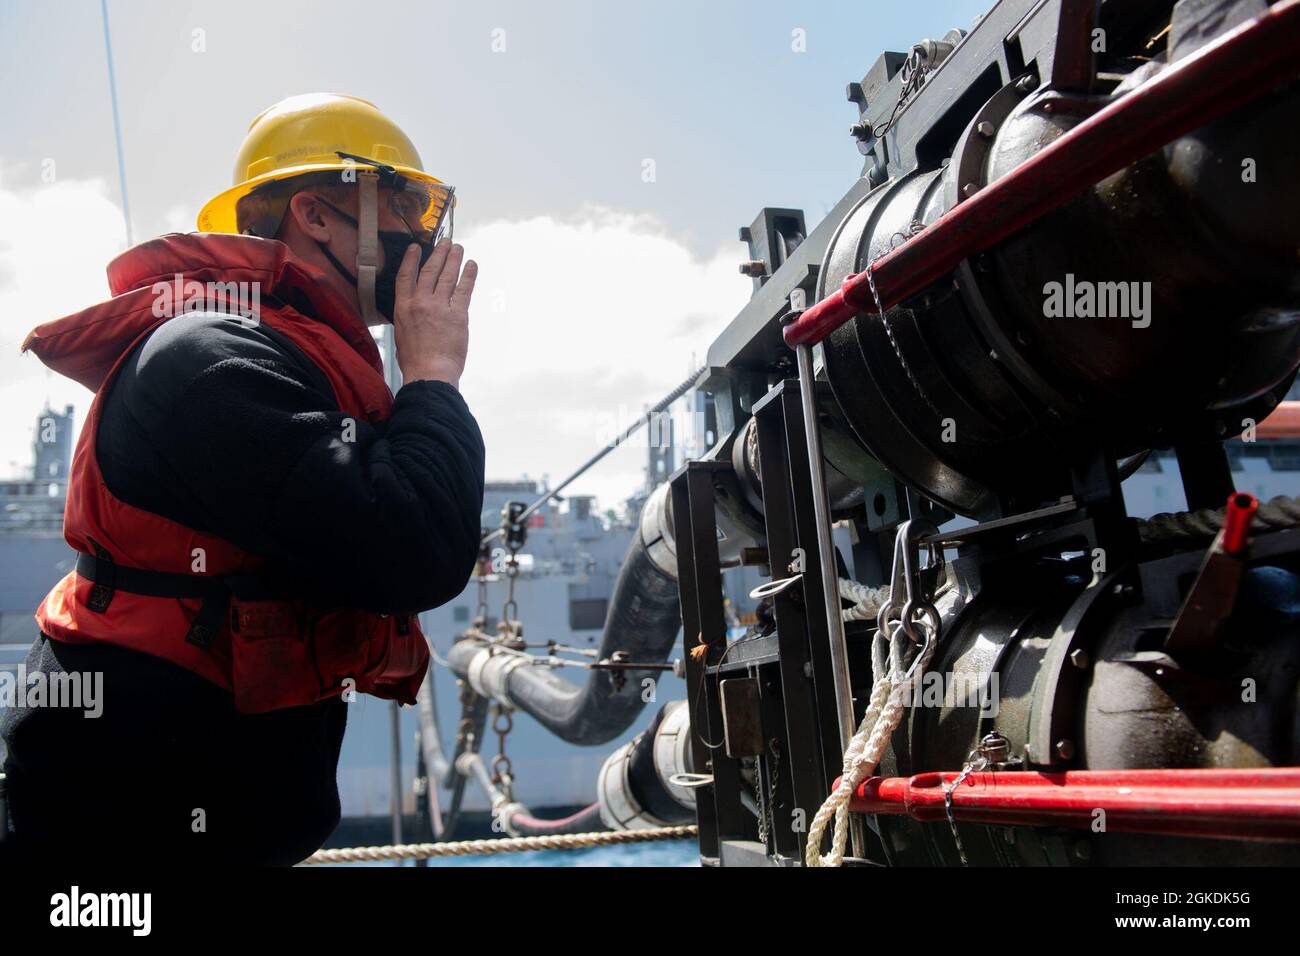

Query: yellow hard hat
[{"left": 197, "top": 92, "right": 451, "bottom": 235}]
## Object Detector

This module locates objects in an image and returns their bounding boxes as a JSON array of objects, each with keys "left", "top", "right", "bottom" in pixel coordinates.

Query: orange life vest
[{"left": 21, "top": 232, "right": 430, "bottom": 714}]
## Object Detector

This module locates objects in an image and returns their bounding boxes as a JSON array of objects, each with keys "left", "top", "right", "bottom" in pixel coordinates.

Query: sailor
[{"left": 1, "top": 94, "right": 485, "bottom": 864}]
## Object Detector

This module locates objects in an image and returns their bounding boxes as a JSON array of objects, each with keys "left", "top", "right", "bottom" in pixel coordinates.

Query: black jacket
[
  {"left": 1, "top": 312, "right": 485, "bottom": 864},
  {"left": 99, "top": 312, "right": 485, "bottom": 612}
]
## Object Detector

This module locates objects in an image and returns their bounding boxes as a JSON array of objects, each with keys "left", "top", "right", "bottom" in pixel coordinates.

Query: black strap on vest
[{"left": 75, "top": 551, "right": 286, "bottom": 650}]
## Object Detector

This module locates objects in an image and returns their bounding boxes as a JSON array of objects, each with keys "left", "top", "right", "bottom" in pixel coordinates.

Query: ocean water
[
  {"left": 424, "top": 840, "right": 699, "bottom": 867},
  {"left": 324, "top": 839, "right": 700, "bottom": 868}
]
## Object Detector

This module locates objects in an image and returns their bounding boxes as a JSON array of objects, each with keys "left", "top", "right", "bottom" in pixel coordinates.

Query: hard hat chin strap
[{"left": 354, "top": 171, "right": 382, "bottom": 325}]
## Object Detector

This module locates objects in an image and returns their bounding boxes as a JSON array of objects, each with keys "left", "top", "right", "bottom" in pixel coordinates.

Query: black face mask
[{"left": 314, "top": 202, "right": 434, "bottom": 321}]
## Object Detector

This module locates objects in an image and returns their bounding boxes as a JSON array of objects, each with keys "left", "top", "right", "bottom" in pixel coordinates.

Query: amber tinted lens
[
  {"left": 422, "top": 189, "right": 452, "bottom": 239},
  {"left": 388, "top": 190, "right": 425, "bottom": 230},
  {"left": 386, "top": 182, "right": 449, "bottom": 241}
]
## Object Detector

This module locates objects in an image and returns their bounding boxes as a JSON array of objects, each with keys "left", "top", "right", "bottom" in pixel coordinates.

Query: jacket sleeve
[{"left": 96, "top": 312, "right": 486, "bottom": 615}]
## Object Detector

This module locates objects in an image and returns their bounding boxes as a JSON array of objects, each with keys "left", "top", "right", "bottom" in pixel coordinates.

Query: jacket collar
[{"left": 23, "top": 233, "right": 383, "bottom": 390}]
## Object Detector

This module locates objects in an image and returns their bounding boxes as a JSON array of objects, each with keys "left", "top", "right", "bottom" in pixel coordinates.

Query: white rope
[
  {"left": 804, "top": 623, "right": 936, "bottom": 867},
  {"left": 301, "top": 824, "right": 697, "bottom": 864},
  {"left": 839, "top": 578, "right": 890, "bottom": 621},
  {"left": 753, "top": 577, "right": 887, "bottom": 622}
]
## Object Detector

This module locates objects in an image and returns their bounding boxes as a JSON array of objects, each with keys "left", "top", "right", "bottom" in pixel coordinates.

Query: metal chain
[
  {"left": 499, "top": 548, "right": 522, "bottom": 643},
  {"left": 943, "top": 750, "right": 987, "bottom": 867},
  {"left": 473, "top": 562, "right": 489, "bottom": 628},
  {"left": 943, "top": 733, "right": 1008, "bottom": 866},
  {"left": 455, "top": 680, "right": 479, "bottom": 751},
  {"left": 869, "top": 48, "right": 930, "bottom": 139},
  {"left": 864, "top": 232, "right": 944, "bottom": 422},
  {"left": 755, "top": 737, "right": 782, "bottom": 847},
  {"left": 861, "top": 221, "right": 999, "bottom": 446},
  {"left": 490, "top": 703, "right": 514, "bottom": 797},
  {"left": 302, "top": 825, "right": 699, "bottom": 865}
]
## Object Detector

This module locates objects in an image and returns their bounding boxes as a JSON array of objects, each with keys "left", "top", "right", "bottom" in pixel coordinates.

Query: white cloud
[
  {"left": 0, "top": 172, "right": 126, "bottom": 478},
  {"left": 457, "top": 207, "right": 748, "bottom": 511},
  {"left": 0, "top": 180, "right": 750, "bottom": 513},
  {"left": 161, "top": 203, "right": 198, "bottom": 234}
]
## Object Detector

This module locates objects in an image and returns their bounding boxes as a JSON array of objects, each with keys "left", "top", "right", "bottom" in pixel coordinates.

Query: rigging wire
[
  {"left": 100, "top": 0, "right": 134, "bottom": 247},
  {"left": 480, "top": 365, "right": 705, "bottom": 546}
]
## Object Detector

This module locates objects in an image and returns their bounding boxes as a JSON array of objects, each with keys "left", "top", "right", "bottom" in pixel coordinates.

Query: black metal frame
[
  {"left": 671, "top": 380, "right": 892, "bottom": 865},
  {"left": 670, "top": 460, "right": 752, "bottom": 862},
  {"left": 671, "top": 376, "right": 1169, "bottom": 866},
  {"left": 662, "top": 0, "right": 1300, "bottom": 869}
]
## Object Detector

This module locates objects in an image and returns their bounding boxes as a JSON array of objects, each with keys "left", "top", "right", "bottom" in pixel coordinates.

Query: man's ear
[{"left": 287, "top": 192, "right": 332, "bottom": 243}]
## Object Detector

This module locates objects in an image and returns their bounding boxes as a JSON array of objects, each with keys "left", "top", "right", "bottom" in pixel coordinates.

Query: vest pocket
[
  {"left": 228, "top": 598, "right": 316, "bottom": 714},
  {"left": 307, "top": 608, "right": 374, "bottom": 702},
  {"left": 313, "top": 612, "right": 427, "bottom": 705},
  {"left": 357, "top": 614, "right": 428, "bottom": 704},
  {"left": 227, "top": 605, "right": 428, "bottom": 711}
]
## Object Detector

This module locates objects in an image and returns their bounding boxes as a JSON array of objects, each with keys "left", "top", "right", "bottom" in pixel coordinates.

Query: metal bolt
[
  {"left": 1073, "top": 839, "right": 1092, "bottom": 861},
  {"left": 1055, "top": 738, "right": 1076, "bottom": 761},
  {"left": 978, "top": 732, "right": 1010, "bottom": 764},
  {"left": 739, "top": 260, "right": 767, "bottom": 278},
  {"left": 849, "top": 122, "right": 872, "bottom": 140},
  {"left": 1016, "top": 74, "right": 1040, "bottom": 93},
  {"left": 976, "top": 120, "right": 996, "bottom": 138},
  {"left": 962, "top": 182, "right": 980, "bottom": 198},
  {"left": 1070, "top": 648, "right": 1091, "bottom": 669}
]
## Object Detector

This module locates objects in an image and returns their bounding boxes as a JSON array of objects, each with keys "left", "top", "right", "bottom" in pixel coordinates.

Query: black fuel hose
[{"left": 447, "top": 528, "right": 681, "bottom": 746}]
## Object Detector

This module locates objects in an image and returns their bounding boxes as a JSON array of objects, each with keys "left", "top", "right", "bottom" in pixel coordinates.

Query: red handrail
[
  {"left": 783, "top": 0, "right": 1300, "bottom": 348},
  {"left": 843, "top": 767, "right": 1300, "bottom": 842}
]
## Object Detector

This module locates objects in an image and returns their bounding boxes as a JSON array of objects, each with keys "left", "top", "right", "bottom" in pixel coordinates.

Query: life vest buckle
[{"left": 84, "top": 541, "right": 116, "bottom": 613}]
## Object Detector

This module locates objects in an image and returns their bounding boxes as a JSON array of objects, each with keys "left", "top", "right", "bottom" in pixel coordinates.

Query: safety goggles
[{"left": 334, "top": 151, "right": 455, "bottom": 243}]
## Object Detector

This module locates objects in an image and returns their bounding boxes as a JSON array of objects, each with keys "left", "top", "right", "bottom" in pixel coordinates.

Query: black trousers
[{"left": 1, "top": 636, "right": 347, "bottom": 866}]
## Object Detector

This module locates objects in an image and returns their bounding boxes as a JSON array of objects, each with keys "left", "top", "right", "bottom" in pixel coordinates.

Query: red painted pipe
[
  {"left": 1221, "top": 492, "right": 1259, "bottom": 555},
  {"left": 783, "top": 0, "right": 1300, "bottom": 348},
  {"left": 843, "top": 768, "right": 1300, "bottom": 842}
]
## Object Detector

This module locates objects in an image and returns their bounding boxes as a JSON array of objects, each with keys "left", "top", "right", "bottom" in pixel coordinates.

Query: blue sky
[{"left": 0, "top": 0, "right": 989, "bottom": 505}]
